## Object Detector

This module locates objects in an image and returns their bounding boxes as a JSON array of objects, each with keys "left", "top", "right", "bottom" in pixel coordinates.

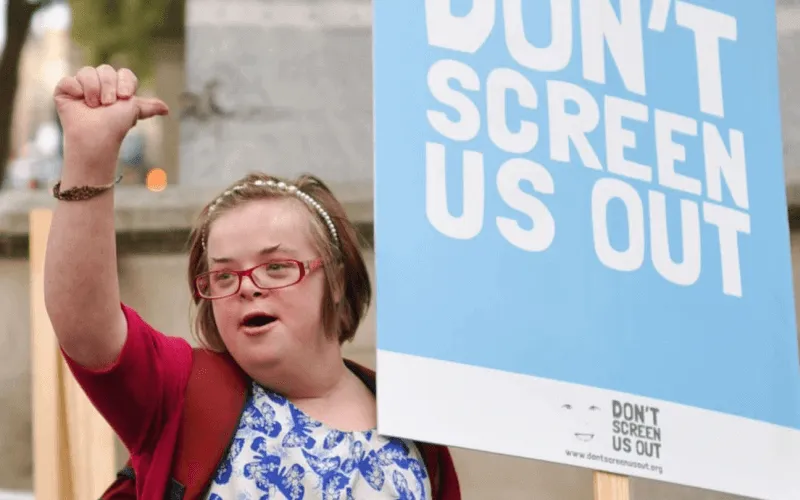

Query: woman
[{"left": 44, "top": 64, "right": 461, "bottom": 499}]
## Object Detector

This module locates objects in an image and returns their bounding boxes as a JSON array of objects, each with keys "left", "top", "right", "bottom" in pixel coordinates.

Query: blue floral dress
[{"left": 205, "top": 382, "right": 432, "bottom": 499}]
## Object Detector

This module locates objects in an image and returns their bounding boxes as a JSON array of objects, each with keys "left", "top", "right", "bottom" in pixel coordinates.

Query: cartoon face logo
[{"left": 561, "top": 403, "right": 602, "bottom": 442}]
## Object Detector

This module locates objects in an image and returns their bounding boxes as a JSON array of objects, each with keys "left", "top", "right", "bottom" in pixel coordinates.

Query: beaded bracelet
[{"left": 51, "top": 175, "right": 123, "bottom": 201}]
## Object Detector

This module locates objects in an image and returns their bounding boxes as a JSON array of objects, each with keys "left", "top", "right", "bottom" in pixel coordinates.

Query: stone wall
[{"left": 181, "top": 0, "right": 374, "bottom": 187}]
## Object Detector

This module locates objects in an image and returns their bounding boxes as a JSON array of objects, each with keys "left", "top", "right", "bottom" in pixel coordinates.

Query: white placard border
[{"left": 377, "top": 350, "right": 800, "bottom": 500}]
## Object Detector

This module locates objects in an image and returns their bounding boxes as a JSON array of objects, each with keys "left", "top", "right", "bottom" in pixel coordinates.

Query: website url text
[{"left": 565, "top": 450, "right": 664, "bottom": 475}]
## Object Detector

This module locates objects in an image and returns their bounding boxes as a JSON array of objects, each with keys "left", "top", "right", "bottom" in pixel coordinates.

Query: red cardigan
[{"left": 63, "top": 304, "right": 461, "bottom": 499}]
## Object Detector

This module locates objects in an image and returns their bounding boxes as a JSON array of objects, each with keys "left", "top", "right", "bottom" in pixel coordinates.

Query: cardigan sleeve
[{"left": 61, "top": 303, "right": 193, "bottom": 455}]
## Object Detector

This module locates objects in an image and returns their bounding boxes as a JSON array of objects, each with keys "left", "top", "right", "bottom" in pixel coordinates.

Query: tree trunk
[{"left": 0, "top": 0, "right": 44, "bottom": 188}]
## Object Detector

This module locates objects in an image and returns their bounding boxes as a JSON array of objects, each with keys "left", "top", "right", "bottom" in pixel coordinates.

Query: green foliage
[{"left": 68, "top": 0, "right": 184, "bottom": 82}]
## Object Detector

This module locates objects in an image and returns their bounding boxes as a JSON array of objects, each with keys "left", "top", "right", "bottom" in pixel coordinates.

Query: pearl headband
[{"left": 202, "top": 178, "right": 340, "bottom": 251}]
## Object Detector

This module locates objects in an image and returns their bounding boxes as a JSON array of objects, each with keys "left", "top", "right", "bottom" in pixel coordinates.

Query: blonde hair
[{"left": 187, "top": 172, "right": 372, "bottom": 351}]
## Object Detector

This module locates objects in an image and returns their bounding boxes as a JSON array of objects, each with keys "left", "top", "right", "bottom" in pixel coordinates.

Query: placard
[{"left": 373, "top": 1, "right": 800, "bottom": 498}]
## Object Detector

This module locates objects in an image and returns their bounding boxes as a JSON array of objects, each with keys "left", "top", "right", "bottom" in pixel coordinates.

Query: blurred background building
[{"left": 1, "top": 1, "right": 800, "bottom": 499}]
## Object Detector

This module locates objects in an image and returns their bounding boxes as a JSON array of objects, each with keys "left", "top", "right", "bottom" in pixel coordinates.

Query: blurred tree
[
  {"left": 69, "top": 0, "right": 184, "bottom": 83},
  {"left": 0, "top": 0, "right": 184, "bottom": 185},
  {"left": 0, "top": 0, "right": 57, "bottom": 186}
]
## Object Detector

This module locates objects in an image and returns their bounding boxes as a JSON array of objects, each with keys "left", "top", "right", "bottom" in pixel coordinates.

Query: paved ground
[{"left": 0, "top": 491, "right": 32, "bottom": 500}]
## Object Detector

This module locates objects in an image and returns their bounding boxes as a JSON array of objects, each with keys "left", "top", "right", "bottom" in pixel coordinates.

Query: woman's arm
[
  {"left": 43, "top": 65, "right": 188, "bottom": 454},
  {"left": 44, "top": 136, "right": 127, "bottom": 369},
  {"left": 43, "top": 65, "right": 167, "bottom": 369}
]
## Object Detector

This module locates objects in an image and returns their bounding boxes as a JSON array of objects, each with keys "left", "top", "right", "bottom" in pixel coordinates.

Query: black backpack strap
[
  {"left": 344, "top": 358, "right": 376, "bottom": 394},
  {"left": 166, "top": 478, "right": 186, "bottom": 500},
  {"left": 116, "top": 465, "right": 135, "bottom": 481}
]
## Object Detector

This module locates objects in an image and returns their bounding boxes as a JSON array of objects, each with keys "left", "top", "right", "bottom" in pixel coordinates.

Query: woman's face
[{"left": 205, "top": 197, "right": 332, "bottom": 373}]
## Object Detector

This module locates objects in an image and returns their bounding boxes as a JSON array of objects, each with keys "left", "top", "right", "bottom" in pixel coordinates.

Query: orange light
[{"left": 146, "top": 168, "right": 168, "bottom": 192}]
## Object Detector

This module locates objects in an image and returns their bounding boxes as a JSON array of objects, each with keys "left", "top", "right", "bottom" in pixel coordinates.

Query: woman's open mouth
[{"left": 241, "top": 313, "right": 278, "bottom": 334}]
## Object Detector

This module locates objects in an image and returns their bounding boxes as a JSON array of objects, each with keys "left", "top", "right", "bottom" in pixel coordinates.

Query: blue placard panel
[{"left": 374, "top": 1, "right": 800, "bottom": 498}]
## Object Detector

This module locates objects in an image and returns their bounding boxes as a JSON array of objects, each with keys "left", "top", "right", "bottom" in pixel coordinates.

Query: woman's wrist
[{"left": 59, "top": 143, "right": 121, "bottom": 189}]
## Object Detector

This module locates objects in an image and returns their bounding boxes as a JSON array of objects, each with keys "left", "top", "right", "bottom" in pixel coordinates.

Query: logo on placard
[
  {"left": 563, "top": 398, "right": 665, "bottom": 476},
  {"left": 611, "top": 399, "right": 663, "bottom": 460},
  {"left": 561, "top": 402, "right": 603, "bottom": 443}
]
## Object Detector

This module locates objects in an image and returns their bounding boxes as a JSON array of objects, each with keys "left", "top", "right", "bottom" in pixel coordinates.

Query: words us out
[{"left": 426, "top": 142, "right": 751, "bottom": 299}]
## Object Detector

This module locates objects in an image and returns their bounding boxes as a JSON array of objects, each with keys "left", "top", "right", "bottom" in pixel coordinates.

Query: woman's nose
[{"left": 238, "top": 274, "right": 265, "bottom": 297}]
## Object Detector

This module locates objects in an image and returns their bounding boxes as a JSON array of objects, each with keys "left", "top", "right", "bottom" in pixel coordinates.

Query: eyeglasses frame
[{"left": 194, "top": 258, "right": 324, "bottom": 300}]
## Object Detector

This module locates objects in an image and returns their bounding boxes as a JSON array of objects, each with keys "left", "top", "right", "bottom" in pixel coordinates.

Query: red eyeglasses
[{"left": 194, "top": 258, "right": 323, "bottom": 299}]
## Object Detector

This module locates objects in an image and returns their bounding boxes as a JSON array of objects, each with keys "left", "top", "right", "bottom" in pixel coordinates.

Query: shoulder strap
[
  {"left": 99, "top": 461, "right": 136, "bottom": 499},
  {"left": 344, "top": 358, "right": 375, "bottom": 393},
  {"left": 99, "top": 348, "right": 250, "bottom": 500},
  {"left": 169, "top": 348, "right": 250, "bottom": 499}
]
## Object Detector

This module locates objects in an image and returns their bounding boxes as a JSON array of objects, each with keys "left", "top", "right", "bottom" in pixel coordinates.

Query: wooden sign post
[
  {"left": 29, "top": 208, "right": 117, "bottom": 500},
  {"left": 30, "top": 208, "right": 73, "bottom": 499},
  {"left": 594, "top": 471, "right": 630, "bottom": 500}
]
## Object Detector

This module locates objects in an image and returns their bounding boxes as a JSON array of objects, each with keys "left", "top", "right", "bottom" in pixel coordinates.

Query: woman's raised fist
[{"left": 54, "top": 65, "right": 169, "bottom": 150}]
